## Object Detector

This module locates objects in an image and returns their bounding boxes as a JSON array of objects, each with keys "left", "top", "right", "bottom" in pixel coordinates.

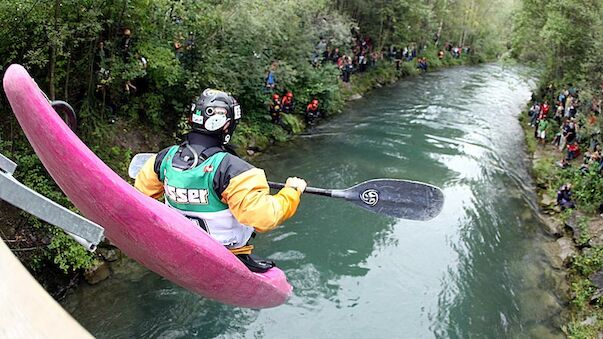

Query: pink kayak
[{"left": 3, "top": 64, "right": 292, "bottom": 308}]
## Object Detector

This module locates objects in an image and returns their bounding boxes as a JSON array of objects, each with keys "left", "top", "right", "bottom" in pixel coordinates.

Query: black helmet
[{"left": 190, "top": 88, "right": 241, "bottom": 144}]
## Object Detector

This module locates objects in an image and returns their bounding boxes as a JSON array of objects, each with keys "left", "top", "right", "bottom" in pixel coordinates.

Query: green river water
[{"left": 63, "top": 64, "right": 566, "bottom": 338}]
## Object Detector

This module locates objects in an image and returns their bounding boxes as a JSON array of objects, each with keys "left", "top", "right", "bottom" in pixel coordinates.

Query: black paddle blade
[{"left": 337, "top": 179, "right": 444, "bottom": 220}]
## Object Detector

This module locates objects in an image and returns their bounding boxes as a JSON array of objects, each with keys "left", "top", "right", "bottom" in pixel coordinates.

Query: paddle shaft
[
  {"left": 128, "top": 153, "right": 444, "bottom": 220},
  {"left": 268, "top": 181, "right": 340, "bottom": 198}
]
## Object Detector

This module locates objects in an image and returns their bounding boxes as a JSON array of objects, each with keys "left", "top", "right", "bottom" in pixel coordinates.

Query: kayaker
[{"left": 134, "top": 88, "right": 306, "bottom": 272}]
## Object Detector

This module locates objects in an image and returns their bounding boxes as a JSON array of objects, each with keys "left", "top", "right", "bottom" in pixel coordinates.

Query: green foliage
[
  {"left": 571, "top": 278, "right": 597, "bottom": 311},
  {"left": 0, "top": 131, "right": 96, "bottom": 273},
  {"left": 572, "top": 247, "right": 603, "bottom": 277},
  {"left": 515, "top": 0, "right": 603, "bottom": 333},
  {"left": 271, "top": 126, "right": 290, "bottom": 143},
  {"left": 281, "top": 113, "right": 304, "bottom": 134},
  {"left": 524, "top": 129, "right": 538, "bottom": 154},
  {"left": 138, "top": 43, "right": 181, "bottom": 87},
  {"left": 2, "top": 0, "right": 500, "bottom": 145},
  {"left": 540, "top": 0, "right": 601, "bottom": 80},
  {"left": 561, "top": 168, "right": 603, "bottom": 213},
  {"left": 342, "top": 62, "right": 399, "bottom": 97},
  {"left": 399, "top": 62, "right": 420, "bottom": 77},
  {"left": 566, "top": 244, "right": 603, "bottom": 338},
  {"left": 576, "top": 216, "right": 591, "bottom": 246},
  {"left": 123, "top": 93, "right": 166, "bottom": 127},
  {"left": 577, "top": 216, "right": 592, "bottom": 247},
  {"left": 332, "top": 0, "right": 513, "bottom": 58},
  {"left": 568, "top": 246, "right": 603, "bottom": 335},
  {"left": 48, "top": 229, "right": 95, "bottom": 273},
  {"left": 513, "top": 0, "right": 603, "bottom": 83},
  {"left": 231, "top": 121, "right": 273, "bottom": 150},
  {"left": 533, "top": 156, "right": 562, "bottom": 191},
  {"left": 560, "top": 208, "right": 575, "bottom": 224},
  {"left": 566, "top": 316, "right": 603, "bottom": 339}
]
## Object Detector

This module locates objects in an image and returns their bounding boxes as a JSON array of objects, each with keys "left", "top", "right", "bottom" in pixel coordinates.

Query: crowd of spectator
[
  {"left": 313, "top": 28, "right": 379, "bottom": 83},
  {"left": 528, "top": 82, "right": 603, "bottom": 212},
  {"left": 443, "top": 43, "right": 470, "bottom": 59},
  {"left": 263, "top": 26, "right": 472, "bottom": 130}
]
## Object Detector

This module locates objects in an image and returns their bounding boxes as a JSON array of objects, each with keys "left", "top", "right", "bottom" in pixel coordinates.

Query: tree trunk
[
  {"left": 64, "top": 51, "right": 71, "bottom": 100},
  {"left": 49, "top": 0, "right": 61, "bottom": 100},
  {"left": 115, "top": 0, "right": 128, "bottom": 38},
  {"left": 86, "top": 40, "right": 97, "bottom": 101},
  {"left": 459, "top": 0, "right": 475, "bottom": 47},
  {"left": 436, "top": 20, "right": 444, "bottom": 46},
  {"left": 435, "top": 0, "right": 448, "bottom": 46},
  {"left": 378, "top": 2, "right": 384, "bottom": 48}
]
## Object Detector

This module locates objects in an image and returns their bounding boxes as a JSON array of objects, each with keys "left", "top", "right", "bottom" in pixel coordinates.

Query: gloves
[{"left": 285, "top": 177, "right": 307, "bottom": 194}]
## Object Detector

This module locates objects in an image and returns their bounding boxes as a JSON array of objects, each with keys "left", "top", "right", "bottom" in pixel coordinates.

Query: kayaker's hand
[{"left": 285, "top": 177, "right": 307, "bottom": 194}]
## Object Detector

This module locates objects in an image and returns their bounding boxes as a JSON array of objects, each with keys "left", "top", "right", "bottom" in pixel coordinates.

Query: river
[{"left": 63, "top": 64, "right": 565, "bottom": 338}]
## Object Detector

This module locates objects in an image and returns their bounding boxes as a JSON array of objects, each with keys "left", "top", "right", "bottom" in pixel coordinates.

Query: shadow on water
[{"left": 63, "top": 64, "right": 565, "bottom": 338}]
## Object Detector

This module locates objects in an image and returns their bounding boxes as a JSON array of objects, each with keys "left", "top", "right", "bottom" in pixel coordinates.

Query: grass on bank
[{"left": 565, "top": 255, "right": 603, "bottom": 338}]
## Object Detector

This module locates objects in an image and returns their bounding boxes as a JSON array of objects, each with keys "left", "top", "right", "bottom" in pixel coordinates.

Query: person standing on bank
[
  {"left": 134, "top": 89, "right": 307, "bottom": 272},
  {"left": 305, "top": 99, "right": 321, "bottom": 126}
]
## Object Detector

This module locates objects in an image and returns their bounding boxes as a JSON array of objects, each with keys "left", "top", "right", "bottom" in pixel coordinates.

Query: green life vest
[{"left": 159, "top": 145, "right": 228, "bottom": 213}]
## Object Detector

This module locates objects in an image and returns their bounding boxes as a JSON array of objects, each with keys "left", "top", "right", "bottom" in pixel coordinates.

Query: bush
[
  {"left": 281, "top": 113, "right": 304, "bottom": 134},
  {"left": 572, "top": 247, "right": 603, "bottom": 277},
  {"left": 48, "top": 230, "right": 95, "bottom": 273},
  {"left": 561, "top": 168, "right": 603, "bottom": 213},
  {"left": 566, "top": 317, "right": 603, "bottom": 339}
]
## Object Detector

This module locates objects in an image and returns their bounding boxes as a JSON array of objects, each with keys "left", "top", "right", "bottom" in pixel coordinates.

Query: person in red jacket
[
  {"left": 281, "top": 91, "right": 295, "bottom": 113},
  {"left": 566, "top": 142, "right": 580, "bottom": 161},
  {"left": 305, "top": 99, "right": 320, "bottom": 126},
  {"left": 539, "top": 101, "right": 550, "bottom": 120}
]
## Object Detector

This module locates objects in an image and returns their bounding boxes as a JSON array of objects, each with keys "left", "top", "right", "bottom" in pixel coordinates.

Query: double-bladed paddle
[{"left": 128, "top": 153, "right": 444, "bottom": 221}]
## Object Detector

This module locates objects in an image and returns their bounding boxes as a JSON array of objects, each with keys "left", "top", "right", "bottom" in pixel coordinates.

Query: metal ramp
[{"left": 0, "top": 152, "right": 104, "bottom": 251}]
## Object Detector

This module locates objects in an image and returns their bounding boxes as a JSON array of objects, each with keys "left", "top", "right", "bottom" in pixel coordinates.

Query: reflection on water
[{"left": 63, "top": 64, "right": 564, "bottom": 338}]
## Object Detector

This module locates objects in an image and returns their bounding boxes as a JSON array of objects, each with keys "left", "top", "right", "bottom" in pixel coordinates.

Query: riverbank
[
  {"left": 520, "top": 111, "right": 603, "bottom": 337},
  {"left": 231, "top": 53, "right": 482, "bottom": 156}
]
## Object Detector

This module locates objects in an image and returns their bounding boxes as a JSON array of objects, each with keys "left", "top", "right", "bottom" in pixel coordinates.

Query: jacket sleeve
[
  {"left": 221, "top": 168, "right": 301, "bottom": 233},
  {"left": 134, "top": 155, "right": 165, "bottom": 200}
]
